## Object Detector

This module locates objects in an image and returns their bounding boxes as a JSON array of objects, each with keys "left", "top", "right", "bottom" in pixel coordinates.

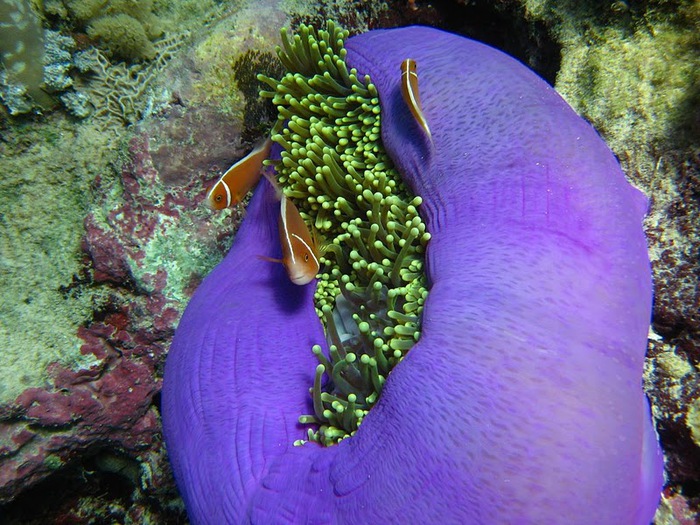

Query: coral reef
[
  {"left": 0, "top": 0, "right": 208, "bottom": 118},
  {"left": 87, "top": 13, "right": 157, "bottom": 61},
  {"left": 0, "top": 108, "right": 244, "bottom": 519},
  {"left": 81, "top": 31, "right": 189, "bottom": 125},
  {"left": 0, "top": 0, "right": 696, "bottom": 521},
  {"left": 0, "top": 109, "right": 235, "bottom": 511},
  {"left": 0, "top": 2, "right": 302, "bottom": 519},
  {"left": 43, "top": 30, "right": 76, "bottom": 92}
]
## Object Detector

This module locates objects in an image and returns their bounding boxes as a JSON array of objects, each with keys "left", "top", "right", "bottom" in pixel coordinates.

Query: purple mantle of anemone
[{"left": 162, "top": 26, "right": 664, "bottom": 524}]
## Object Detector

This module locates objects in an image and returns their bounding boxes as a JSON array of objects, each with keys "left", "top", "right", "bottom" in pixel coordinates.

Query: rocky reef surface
[{"left": 0, "top": 0, "right": 697, "bottom": 522}]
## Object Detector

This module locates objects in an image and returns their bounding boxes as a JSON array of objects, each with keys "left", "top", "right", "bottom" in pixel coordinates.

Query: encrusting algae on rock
[{"left": 258, "top": 22, "right": 430, "bottom": 446}]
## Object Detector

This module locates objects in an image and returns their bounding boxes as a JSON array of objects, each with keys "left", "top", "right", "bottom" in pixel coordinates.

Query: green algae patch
[
  {"left": 0, "top": 116, "right": 111, "bottom": 403},
  {"left": 553, "top": 13, "right": 699, "bottom": 155},
  {"left": 519, "top": 0, "right": 699, "bottom": 171},
  {"left": 44, "top": 454, "right": 65, "bottom": 470},
  {"left": 121, "top": 208, "right": 237, "bottom": 305},
  {"left": 259, "top": 22, "right": 430, "bottom": 445}
]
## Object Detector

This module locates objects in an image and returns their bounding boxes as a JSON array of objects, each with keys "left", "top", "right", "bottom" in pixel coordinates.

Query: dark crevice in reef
[
  {"left": 293, "top": 1, "right": 562, "bottom": 87},
  {"left": 426, "top": 0, "right": 561, "bottom": 85},
  {"left": 0, "top": 452, "right": 133, "bottom": 525},
  {"left": 231, "top": 50, "right": 286, "bottom": 144},
  {"left": 0, "top": 448, "right": 186, "bottom": 524},
  {"left": 657, "top": 420, "right": 700, "bottom": 502},
  {"left": 152, "top": 390, "right": 163, "bottom": 416},
  {"left": 380, "top": 0, "right": 562, "bottom": 86}
]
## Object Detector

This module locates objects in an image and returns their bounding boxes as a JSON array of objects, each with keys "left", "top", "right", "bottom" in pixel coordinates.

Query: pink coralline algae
[{"left": 0, "top": 105, "right": 247, "bottom": 515}]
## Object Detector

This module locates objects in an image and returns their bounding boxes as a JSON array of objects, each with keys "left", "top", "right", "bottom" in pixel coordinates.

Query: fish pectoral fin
[
  {"left": 257, "top": 255, "right": 284, "bottom": 264},
  {"left": 261, "top": 170, "right": 284, "bottom": 201},
  {"left": 311, "top": 226, "right": 327, "bottom": 255}
]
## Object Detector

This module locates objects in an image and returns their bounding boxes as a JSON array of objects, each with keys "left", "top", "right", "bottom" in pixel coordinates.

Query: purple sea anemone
[{"left": 162, "top": 24, "right": 663, "bottom": 523}]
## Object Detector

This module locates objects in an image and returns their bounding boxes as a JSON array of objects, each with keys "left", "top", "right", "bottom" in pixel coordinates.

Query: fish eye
[
  {"left": 215, "top": 195, "right": 222, "bottom": 202},
  {"left": 304, "top": 253, "right": 309, "bottom": 262}
]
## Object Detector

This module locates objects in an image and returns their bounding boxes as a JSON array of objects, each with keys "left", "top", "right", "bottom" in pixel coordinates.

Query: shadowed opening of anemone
[{"left": 258, "top": 21, "right": 430, "bottom": 446}]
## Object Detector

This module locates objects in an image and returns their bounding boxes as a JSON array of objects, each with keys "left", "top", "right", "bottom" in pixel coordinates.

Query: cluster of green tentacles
[{"left": 258, "top": 22, "right": 430, "bottom": 446}]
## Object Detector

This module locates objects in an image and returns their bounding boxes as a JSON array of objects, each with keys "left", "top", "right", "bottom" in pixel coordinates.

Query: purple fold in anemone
[{"left": 162, "top": 26, "right": 664, "bottom": 524}]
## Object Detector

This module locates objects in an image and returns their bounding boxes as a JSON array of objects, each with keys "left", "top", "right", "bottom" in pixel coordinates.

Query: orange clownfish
[
  {"left": 277, "top": 195, "right": 321, "bottom": 285},
  {"left": 400, "top": 58, "right": 432, "bottom": 143},
  {"left": 207, "top": 138, "right": 272, "bottom": 210},
  {"left": 260, "top": 173, "right": 321, "bottom": 285}
]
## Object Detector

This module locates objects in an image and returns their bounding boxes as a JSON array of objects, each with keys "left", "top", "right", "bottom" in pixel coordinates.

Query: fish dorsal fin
[{"left": 262, "top": 169, "right": 285, "bottom": 201}]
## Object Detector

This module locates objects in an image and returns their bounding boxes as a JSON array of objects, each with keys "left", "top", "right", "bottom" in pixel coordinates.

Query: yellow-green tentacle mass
[{"left": 258, "top": 22, "right": 430, "bottom": 446}]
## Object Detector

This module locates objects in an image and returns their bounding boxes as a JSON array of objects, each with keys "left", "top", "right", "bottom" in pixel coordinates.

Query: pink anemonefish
[
  {"left": 260, "top": 173, "right": 321, "bottom": 286},
  {"left": 400, "top": 58, "right": 432, "bottom": 143},
  {"left": 277, "top": 195, "right": 321, "bottom": 285},
  {"left": 207, "top": 138, "right": 272, "bottom": 210}
]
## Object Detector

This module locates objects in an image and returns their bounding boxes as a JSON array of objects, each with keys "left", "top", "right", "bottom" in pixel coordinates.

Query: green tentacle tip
[{"left": 262, "top": 22, "right": 429, "bottom": 447}]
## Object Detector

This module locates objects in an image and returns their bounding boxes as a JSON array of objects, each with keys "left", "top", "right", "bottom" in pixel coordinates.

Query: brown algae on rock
[{"left": 259, "top": 22, "right": 430, "bottom": 445}]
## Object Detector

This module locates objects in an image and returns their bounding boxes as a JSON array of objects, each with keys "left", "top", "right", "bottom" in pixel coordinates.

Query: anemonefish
[
  {"left": 400, "top": 58, "right": 432, "bottom": 143},
  {"left": 207, "top": 138, "right": 272, "bottom": 210},
  {"left": 260, "top": 173, "right": 321, "bottom": 285},
  {"left": 277, "top": 195, "right": 321, "bottom": 285}
]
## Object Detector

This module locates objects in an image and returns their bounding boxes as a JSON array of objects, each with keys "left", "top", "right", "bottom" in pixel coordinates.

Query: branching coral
[{"left": 259, "top": 22, "right": 430, "bottom": 445}]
